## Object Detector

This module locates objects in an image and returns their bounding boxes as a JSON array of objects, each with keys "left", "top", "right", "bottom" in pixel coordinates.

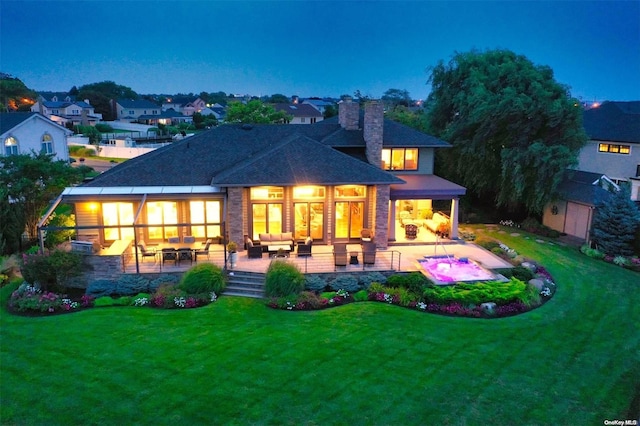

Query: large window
[
  {"left": 599, "top": 143, "right": 630, "bottom": 154},
  {"left": 251, "top": 203, "right": 282, "bottom": 240},
  {"left": 41, "top": 134, "right": 54, "bottom": 154},
  {"left": 4, "top": 136, "right": 18, "bottom": 155},
  {"left": 381, "top": 148, "right": 418, "bottom": 170},
  {"left": 189, "top": 200, "right": 221, "bottom": 239},
  {"left": 146, "top": 201, "right": 178, "bottom": 240},
  {"left": 334, "top": 185, "right": 366, "bottom": 239},
  {"left": 102, "top": 203, "right": 134, "bottom": 241}
]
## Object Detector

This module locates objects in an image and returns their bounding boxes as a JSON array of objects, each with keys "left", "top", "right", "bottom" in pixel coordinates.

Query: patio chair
[
  {"left": 137, "top": 243, "right": 157, "bottom": 262},
  {"left": 362, "top": 242, "right": 377, "bottom": 265},
  {"left": 168, "top": 237, "right": 180, "bottom": 244},
  {"left": 246, "top": 238, "right": 263, "bottom": 259},
  {"left": 161, "top": 248, "right": 178, "bottom": 265},
  {"left": 360, "top": 229, "right": 374, "bottom": 243},
  {"left": 405, "top": 223, "right": 418, "bottom": 240},
  {"left": 297, "top": 237, "right": 312, "bottom": 257},
  {"left": 177, "top": 248, "right": 193, "bottom": 265},
  {"left": 183, "top": 235, "right": 196, "bottom": 244},
  {"left": 194, "top": 239, "right": 212, "bottom": 261},
  {"left": 333, "top": 243, "right": 348, "bottom": 270}
]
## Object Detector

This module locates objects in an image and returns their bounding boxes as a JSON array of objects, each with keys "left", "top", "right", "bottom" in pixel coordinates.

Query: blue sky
[{"left": 1, "top": 1, "right": 639, "bottom": 101}]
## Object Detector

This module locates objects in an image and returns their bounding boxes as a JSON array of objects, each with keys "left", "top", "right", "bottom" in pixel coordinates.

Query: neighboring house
[
  {"left": 0, "top": 112, "right": 71, "bottom": 161},
  {"left": 31, "top": 92, "right": 102, "bottom": 127},
  {"left": 274, "top": 103, "right": 324, "bottom": 124},
  {"left": 162, "top": 96, "right": 207, "bottom": 116},
  {"left": 302, "top": 99, "right": 335, "bottom": 115},
  {"left": 39, "top": 99, "right": 465, "bottom": 266},
  {"left": 113, "top": 99, "right": 162, "bottom": 121},
  {"left": 543, "top": 170, "right": 616, "bottom": 241},
  {"left": 577, "top": 101, "right": 640, "bottom": 184},
  {"left": 199, "top": 106, "right": 226, "bottom": 122},
  {"left": 139, "top": 109, "right": 193, "bottom": 126}
]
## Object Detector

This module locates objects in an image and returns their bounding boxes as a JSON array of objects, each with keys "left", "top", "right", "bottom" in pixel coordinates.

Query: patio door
[
  {"left": 334, "top": 201, "right": 364, "bottom": 240},
  {"left": 251, "top": 203, "right": 282, "bottom": 240},
  {"left": 294, "top": 202, "right": 324, "bottom": 241}
]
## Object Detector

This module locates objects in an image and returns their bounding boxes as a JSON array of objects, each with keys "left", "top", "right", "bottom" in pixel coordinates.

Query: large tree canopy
[
  {"left": 77, "top": 81, "right": 137, "bottom": 121},
  {"left": 426, "top": 49, "right": 587, "bottom": 214},
  {"left": 0, "top": 73, "right": 36, "bottom": 112},
  {"left": 225, "top": 100, "right": 291, "bottom": 124}
]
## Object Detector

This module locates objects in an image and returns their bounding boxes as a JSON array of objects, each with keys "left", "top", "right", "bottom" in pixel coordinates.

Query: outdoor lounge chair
[
  {"left": 194, "top": 239, "right": 212, "bottom": 261},
  {"left": 362, "top": 242, "right": 376, "bottom": 265},
  {"left": 137, "top": 243, "right": 157, "bottom": 262},
  {"left": 333, "top": 243, "right": 348, "bottom": 270},
  {"left": 297, "top": 237, "right": 312, "bottom": 257}
]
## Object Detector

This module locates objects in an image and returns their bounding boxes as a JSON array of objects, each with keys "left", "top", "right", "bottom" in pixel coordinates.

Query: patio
[{"left": 123, "top": 240, "right": 512, "bottom": 275}]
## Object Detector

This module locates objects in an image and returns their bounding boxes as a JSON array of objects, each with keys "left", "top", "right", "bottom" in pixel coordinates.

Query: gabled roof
[
  {"left": 274, "top": 103, "right": 323, "bottom": 118},
  {"left": 39, "top": 92, "right": 74, "bottom": 102},
  {"left": 117, "top": 99, "right": 161, "bottom": 109},
  {"left": 583, "top": 101, "right": 640, "bottom": 144},
  {"left": 0, "top": 112, "right": 72, "bottom": 137},
  {"left": 557, "top": 169, "right": 614, "bottom": 206},
  {"left": 84, "top": 123, "right": 404, "bottom": 188}
]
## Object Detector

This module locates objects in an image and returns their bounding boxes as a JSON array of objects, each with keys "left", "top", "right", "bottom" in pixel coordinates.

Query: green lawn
[{"left": 1, "top": 226, "right": 638, "bottom": 425}]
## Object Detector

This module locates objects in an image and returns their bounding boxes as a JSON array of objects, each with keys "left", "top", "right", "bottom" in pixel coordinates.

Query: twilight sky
[{"left": 1, "top": 0, "right": 639, "bottom": 102}]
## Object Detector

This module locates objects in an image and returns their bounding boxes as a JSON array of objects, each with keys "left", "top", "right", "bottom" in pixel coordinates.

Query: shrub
[
  {"left": 511, "top": 266, "right": 535, "bottom": 282},
  {"left": 386, "top": 272, "right": 430, "bottom": 294},
  {"left": 613, "top": 255, "right": 630, "bottom": 267},
  {"left": 474, "top": 235, "right": 500, "bottom": 251},
  {"left": 132, "top": 293, "right": 150, "bottom": 306},
  {"left": 94, "top": 296, "right": 116, "bottom": 307},
  {"left": 580, "top": 245, "right": 605, "bottom": 259},
  {"left": 520, "top": 217, "right": 561, "bottom": 238},
  {"left": 179, "top": 263, "right": 226, "bottom": 295},
  {"left": 116, "top": 275, "right": 150, "bottom": 295},
  {"left": 150, "top": 284, "right": 184, "bottom": 308},
  {"left": 422, "top": 278, "right": 529, "bottom": 306},
  {"left": 304, "top": 274, "right": 328, "bottom": 292},
  {"left": 86, "top": 279, "right": 117, "bottom": 297},
  {"left": 265, "top": 260, "right": 304, "bottom": 297},
  {"left": 20, "top": 250, "right": 84, "bottom": 292},
  {"left": 329, "top": 275, "right": 359, "bottom": 292},
  {"left": 368, "top": 282, "right": 386, "bottom": 294},
  {"left": 150, "top": 274, "right": 180, "bottom": 292},
  {"left": 353, "top": 289, "right": 369, "bottom": 302},
  {"left": 358, "top": 272, "right": 387, "bottom": 289},
  {"left": 295, "top": 291, "right": 327, "bottom": 309}
]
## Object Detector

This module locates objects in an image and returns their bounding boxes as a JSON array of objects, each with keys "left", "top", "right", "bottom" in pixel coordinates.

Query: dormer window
[
  {"left": 381, "top": 148, "right": 418, "bottom": 170},
  {"left": 4, "top": 136, "right": 19, "bottom": 155},
  {"left": 41, "top": 134, "right": 54, "bottom": 154}
]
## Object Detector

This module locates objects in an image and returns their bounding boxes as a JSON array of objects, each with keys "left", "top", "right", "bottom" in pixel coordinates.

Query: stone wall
[
  {"left": 338, "top": 97, "right": 359, "bottom": 130},
  {"left": 364, "top": 101, "right": 383, "bottom": 167},
  {"left": 374, "top": 185, "right": 390, "bottom": 249},
  {"left": 227, "top": 187, "right": 245, "bottom": 251}
]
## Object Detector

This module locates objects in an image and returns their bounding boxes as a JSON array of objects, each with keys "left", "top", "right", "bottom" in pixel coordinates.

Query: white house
[{"left": 0, "top": 112, "right": 71, "bottom": 162}]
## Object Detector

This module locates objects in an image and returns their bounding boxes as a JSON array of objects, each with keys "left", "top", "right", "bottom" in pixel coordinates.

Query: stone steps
[{"left": 224, "top": 270, "right": 265, "bottom": 298}]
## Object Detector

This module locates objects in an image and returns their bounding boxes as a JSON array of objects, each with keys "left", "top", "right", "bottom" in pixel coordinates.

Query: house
[
  {"left": 113, "top": 99, "right": 162, "bottom": 121},
  {"left": 0, "top": 112, "right": 71, "bottom": 161},
  {"left": 301, "top": 99, "right": 335, "bottom": 115},
  {"left": 577, "top": 101, "right": 640, "bottom": 184},
  {"left": 31, "top": 92, "right": 101, "bottom": 127},
  {"left": 38, "top": 99, "right": 465, "bottom": 270},
  {"left": 274, "top": 103, "right": 324, "bottom": 124},
  {"left": 198, "top": 106, "right": 226, "bottom": 122},
  {"left": 542, "top": 170, "right": 616, "bottom": 241},
  {"left": 162, "top": 96, "right": 207, "bottom": 116}
]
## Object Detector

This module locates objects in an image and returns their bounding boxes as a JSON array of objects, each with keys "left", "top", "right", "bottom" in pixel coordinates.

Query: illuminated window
[
  {"left": 189, "top": 200, "right": 221, "bottom": 238},
  {"left": 146, "top": 201, "right": 178, "bottom": 240},
  {"left": 381, "top": 148, "right": 418, "bottom": 170},
  {"left": 41, "top": 134, "right": 54, "bottom": 154},
  {"left": 250, "top": 186, "right": 284, "bottom": 200},
  {"left": 102, "top": 203, "right": 134, "bottom": 241},
  {"left": 599, "top": 143, "right": 630, "bottom": 155},
  {"left": 4, "top": 136, "right": 18, "bottom": 155},
  {"left": 335, "top": 185, "right": 366, "bottom": 198},
  {"left": 292, "top": 186, "right": 325, "bottom": 199},
  {"left": 251, "top": 203, "right": 282, "bottom": 239}
]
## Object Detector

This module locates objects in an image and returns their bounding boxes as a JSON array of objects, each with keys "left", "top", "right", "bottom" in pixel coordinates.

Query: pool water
[{"left": 418, "top": 256, "right": 498, "bottom": 285}]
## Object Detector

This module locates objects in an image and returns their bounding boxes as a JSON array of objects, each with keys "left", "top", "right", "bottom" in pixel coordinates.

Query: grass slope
[{"left": 1, "top": 226, "right": 638, "bottom": 425}]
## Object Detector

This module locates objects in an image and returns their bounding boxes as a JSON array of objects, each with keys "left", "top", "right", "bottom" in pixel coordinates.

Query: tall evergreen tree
[{"left": 591, "top": 185, "right": 640, "bottom": 256}]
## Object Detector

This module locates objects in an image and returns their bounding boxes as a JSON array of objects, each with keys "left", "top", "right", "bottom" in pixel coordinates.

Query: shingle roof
[
  {"left": 0, "top": 112, "right": 37, "bottom": 134},
  {"left": 117, "top": 99, "right": 161, "bottom": 109},
  {"left": 583, "top": 101, "right": 640, "bottom": 144},
  {"left": 557, "top": 170, "right": 613, "bottom": 205},
  {"left": 274, "top": 103, "right": 323, "bottom": 118}
]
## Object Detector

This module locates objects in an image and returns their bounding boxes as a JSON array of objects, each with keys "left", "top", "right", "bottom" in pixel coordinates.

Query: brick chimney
[
  {"left": 364, "top": 100, "right": 383, "bottom": 167},
  {"left": 338, "top": 96, "right": 359, "bottom": 130}
]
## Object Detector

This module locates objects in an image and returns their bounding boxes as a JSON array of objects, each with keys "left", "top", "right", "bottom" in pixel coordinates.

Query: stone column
[
  {"left": 374, "top": 185, "right": 390, "bottom": 249},
  {"left": 388, "top": 199, "right": 396, "bottom": 241},
  {"left": 227, "top": 187, "right": 245, "bottom": 250},
  {"left": 450, "top": 198, "right": 459, "bottom": 239},
  {"left": 338, "top": 97, "right": 359, "bottom": 130}
]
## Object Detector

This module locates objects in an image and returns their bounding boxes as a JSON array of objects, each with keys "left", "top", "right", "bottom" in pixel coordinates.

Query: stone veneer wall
[
  {"left": 226, "top": 186, "right": 245, "bottom": 251},
  {"left": 374, "top": 184, "right": 390, "bottom": 249},
  {"left": 71, "top": 252, "right": 130, "bottom": 288},
  {"left": 364, "top": 101, "right": 383, "bottom": 167},
  {"left": 338, "top": 98, "right": 359, "bottom": 130}
]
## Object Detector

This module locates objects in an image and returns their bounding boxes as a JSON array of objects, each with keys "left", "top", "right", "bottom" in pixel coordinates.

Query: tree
[
  {"left": 382, "top": 88, "right": 411, "bottom": 109},
  {"left": 267, "top": 93, "right": 290, "bottom": 104},
  {"left": 0, "top": 153, "right": 84, "bottom": 252},
  {"left": 225, "top": 100, "right": 291, "bottom": 124},
  {"left": 591, "top": 185, "right": 640, "bottom": 256},
  {"left": 0, "top": 73, "right": 37, "bottom": 111},
  {"left": 425, "top": 49, "right": 587, "bottom": 215},
  {"left": 77, "top": 81, "right": 137, "bottom": 120},
  {"left": 386, "top": 105, "right": 429, "bottom": 132}
]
